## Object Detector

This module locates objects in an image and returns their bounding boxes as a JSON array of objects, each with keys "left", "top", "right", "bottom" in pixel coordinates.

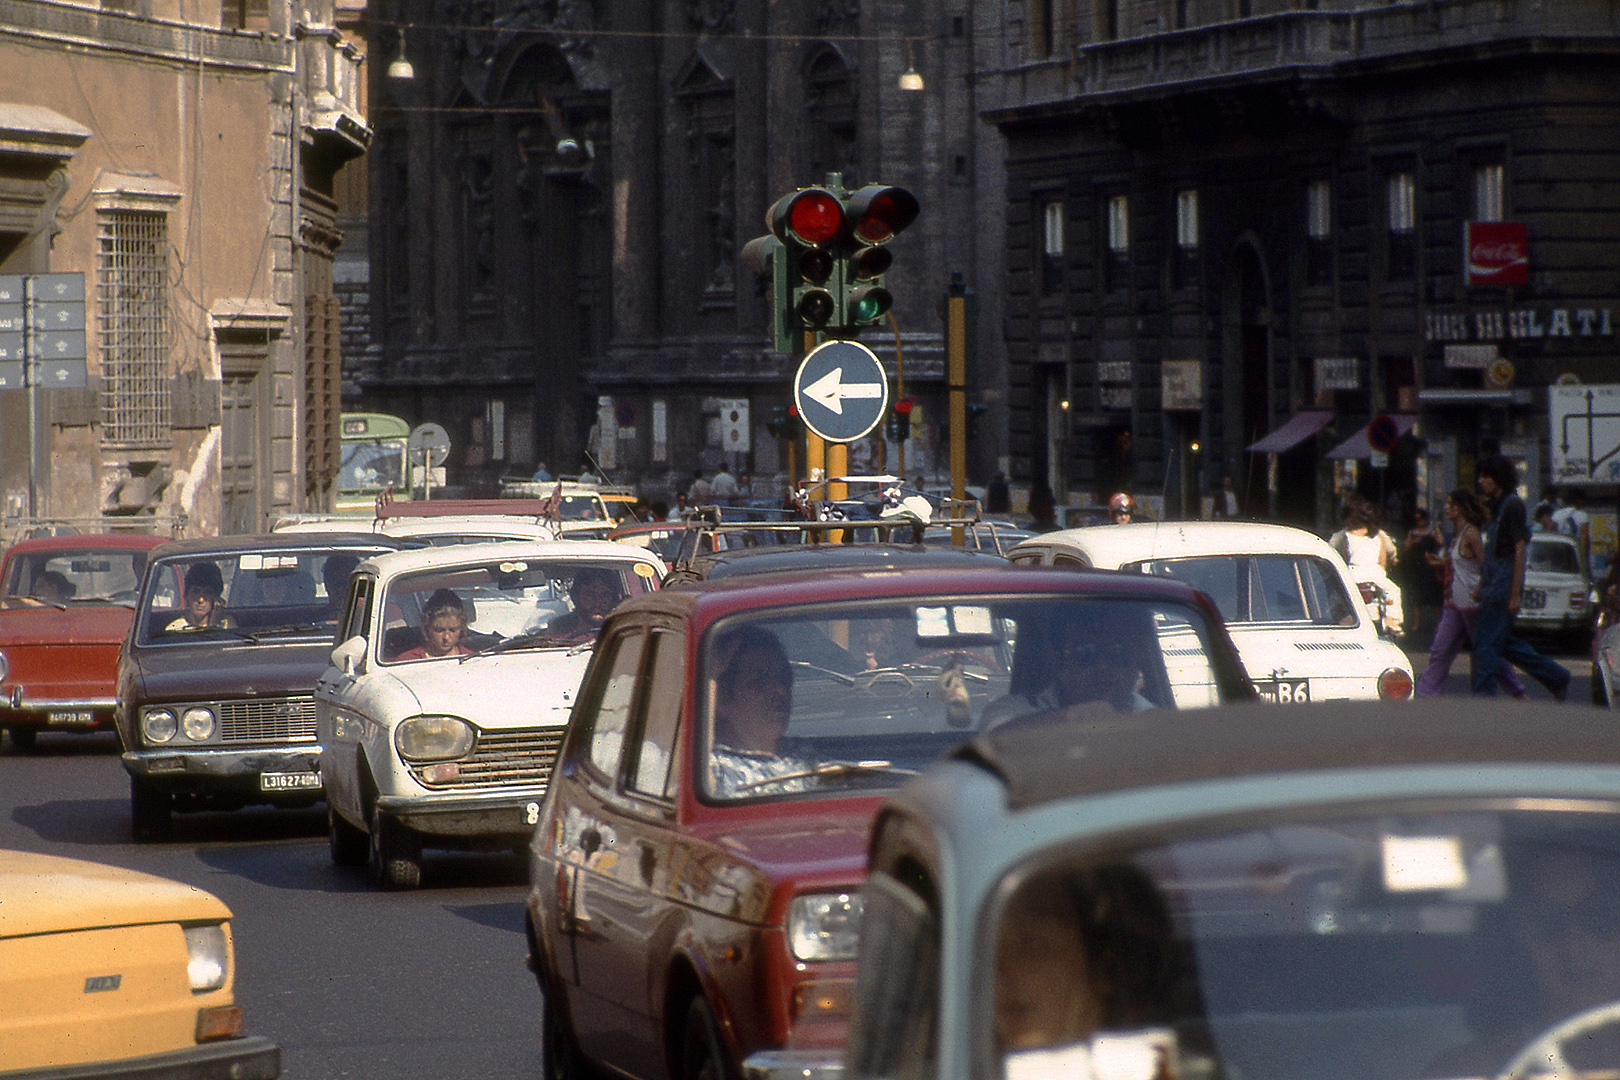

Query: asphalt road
[
  {"left": 0, "top": 734, "right": 542, "bottom": 1080},
  {"left": 1, "top": 642, "right": 1601, "bottom": 1077}
]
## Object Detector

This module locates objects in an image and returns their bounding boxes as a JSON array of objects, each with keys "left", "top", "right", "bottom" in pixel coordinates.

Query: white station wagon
[
  {"left": 314, "top": 540, "right": 664, "bottom": 888},
  {"left": 1008, "top": 521, "right": 1414, "bottom": 702}
]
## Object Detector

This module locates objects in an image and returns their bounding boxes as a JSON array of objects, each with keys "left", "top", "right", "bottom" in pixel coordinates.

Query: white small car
[
  {"left": 1008, "top": 521, "right": 1414, "bottom": 702},
  {"left": 1516, "top": 531, "right": 1593, "bottom": 645},
  {"left": 314, "top": 540, "right": 664, "bottom": 889}
]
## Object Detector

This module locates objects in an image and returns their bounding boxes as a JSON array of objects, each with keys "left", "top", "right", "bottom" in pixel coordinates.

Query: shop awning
[
  {"left": 1246, "top": 410, "right": 1335, "bottom": 453},
  {"left": 1325, "top": 414, "right": 1417, "bottom": 459}
]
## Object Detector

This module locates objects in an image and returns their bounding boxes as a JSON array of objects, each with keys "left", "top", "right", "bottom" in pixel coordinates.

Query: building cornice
[{"left": 0, "top": 0, "right": 294, "bottom": 73}]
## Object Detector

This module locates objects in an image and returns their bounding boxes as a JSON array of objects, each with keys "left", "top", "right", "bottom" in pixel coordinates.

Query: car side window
[
  {"left": 1053, "top": 554, "right": 1086, "bottom": 568},
  {"left": 586, "top": 629, "right": 646, "bottom": 780},
  {"left": 340, "top": 578, "right": 372, "bottom": 642},
  {"left": 627, "top": 629, "right": 684, "bottom": 799}
]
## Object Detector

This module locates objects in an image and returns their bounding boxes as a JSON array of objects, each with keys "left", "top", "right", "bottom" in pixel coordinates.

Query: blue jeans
[{"left": 1471, "top": 600, "right": 1570, "bottom": 696}]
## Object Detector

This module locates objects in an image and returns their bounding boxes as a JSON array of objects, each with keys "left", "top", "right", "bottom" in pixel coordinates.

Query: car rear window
[
  {"left": 1529, "top": 539, "right": 1581, "bottom": 575},
  {"left": 1126, "top": 555, "right": 1359, "bottom": 627}
]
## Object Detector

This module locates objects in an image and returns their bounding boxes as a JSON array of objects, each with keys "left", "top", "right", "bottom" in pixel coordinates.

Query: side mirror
[{"left": 331, "top": 635, "right": 367, "bottom": 676}]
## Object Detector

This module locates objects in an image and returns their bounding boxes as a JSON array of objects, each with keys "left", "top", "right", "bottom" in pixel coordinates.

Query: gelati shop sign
[{"left": 1466, "top": 221, "right": 1528, "bottom": 286}]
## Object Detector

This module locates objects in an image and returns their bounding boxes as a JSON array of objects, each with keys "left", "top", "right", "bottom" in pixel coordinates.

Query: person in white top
[
  {"left": 1331, "top": 503, "right": 1403, "bottom": 637},
  {"left": 1414, "top": 489, "right": 1526, "bottom": 697},
  {"left": 710, "top": 463, "right": 739, "bottom": 502},
  {"left": 1551, "top": 487, "right": 1591, "bottom": 571}
]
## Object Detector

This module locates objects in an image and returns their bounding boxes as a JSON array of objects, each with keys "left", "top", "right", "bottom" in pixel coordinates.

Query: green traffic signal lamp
[
  {"left": 846, "top": 283, "right": 893, "bottom": 325},
  {"left": 797, "top": 290, "right": 836, "bottom": 329}
]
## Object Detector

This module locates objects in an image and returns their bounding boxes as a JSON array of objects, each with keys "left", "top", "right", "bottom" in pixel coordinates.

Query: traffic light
[
  {"left": 768, "top": 187, "right": 845, "bottom": 334},
  {"left": 890, "top": 396, "right": 916, "bottom": 442},
  {"left": 840, "top": 185, "right": 919, "bottom": 328},
  {"left": 965, "top": 402, "right": 988, "bottom": 439}
]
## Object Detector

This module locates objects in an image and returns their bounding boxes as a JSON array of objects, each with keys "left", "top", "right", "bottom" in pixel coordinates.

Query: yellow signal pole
[{"left": 946, "top": 286, "right": 968, "bottom": 546}]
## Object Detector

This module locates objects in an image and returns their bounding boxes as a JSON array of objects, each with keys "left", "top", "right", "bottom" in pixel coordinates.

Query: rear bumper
[
  {"left": 0, "top": 1035, "right": 280, "bottom": 1079},
  {"left": 741, "top": 1049, "right": 843, "bottom": 1080}
]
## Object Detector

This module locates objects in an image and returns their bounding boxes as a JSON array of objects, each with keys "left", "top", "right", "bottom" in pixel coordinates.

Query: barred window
[{"left": 98, "top": 211, "right": 171, "bottom": 447}]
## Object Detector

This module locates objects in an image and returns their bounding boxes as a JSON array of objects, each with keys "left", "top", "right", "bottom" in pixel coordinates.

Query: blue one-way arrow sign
[{"left": 793, "top": 339, "right": 890, "bottom": 443}]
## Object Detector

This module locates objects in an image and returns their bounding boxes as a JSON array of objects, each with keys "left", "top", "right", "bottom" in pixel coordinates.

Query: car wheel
[
  {"left": 542, "top": 983, "right": 589, "bottom": 1080},
  {"left": 329, "top": 805, "right": 369, "bottom": 867},
  {"left": 6, "top": 726, "right": 37, "bottom": 751},
  {"left": 681, "top": 998, "right": 735, "bottom": 1080},
  {"left": 1594, "top": 667, "right": 1610, "bottom": 707},
  {"left": 370, "top": 807, "right": 422, "bottom": 890},
  {"left": 130, "top": 778, "right": 172, "bottom": 843}
]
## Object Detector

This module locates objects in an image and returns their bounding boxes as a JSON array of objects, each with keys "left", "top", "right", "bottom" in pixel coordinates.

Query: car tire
[
  {"left": 1595, "top": 668, "right": 1612, "bottom": 708},
  {"left": 370, "top": 807, "right": 422, "bottom": 890},
  {"left": 130, "top": 778, "right": 172, "bottom": 843},
  {"left": 6, "top": 726, "right": 37, "bottom": 751},
  {"left": 329, "top": 805, "right": 369, "bottom": 867},
  {"left": 542, "top": 983, "right": 589, "bottom": 1080},
  {"left": 681, "top": 997, "right": 735, "bottom": 1080}
]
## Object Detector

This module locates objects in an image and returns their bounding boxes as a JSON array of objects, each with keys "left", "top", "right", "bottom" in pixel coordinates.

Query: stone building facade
[
  {"left": 361, "top": 0, "right": 1009, "bottom": 501},
  {"left": 990, "top": 0, "right": 1620, "bottom": 530},
  {"left": 0, "top": 0, "right": 366, "bottom": 536}
]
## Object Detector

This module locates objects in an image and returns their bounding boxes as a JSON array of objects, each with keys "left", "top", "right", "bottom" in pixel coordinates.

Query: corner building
[{"left": 991, "top": 0, "right": 1620, "bottom": 528}]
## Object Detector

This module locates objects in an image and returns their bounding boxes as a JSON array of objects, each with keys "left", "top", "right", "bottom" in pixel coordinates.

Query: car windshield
[
  {"left": 135, "top": 548, "right": 376, "bottom": 643},
  {"left": 378, "top": 558, "right": 656, "bottom": 663},
  {"left": 699, "top": 596, "right": 1230, "bottom": 801},
  {"left": 971, "top": 806, "right": 1620, "bottom": 1080},
  {"left": 336, "top": 436, "right": 406, "bottom": 493},
  {"left": 1530, "top": 539, "right": 1581, "bottom": 575},
  {"left": 1, "top": 547, "right": 150, "bottom": 607},
  {"left": 1126, "top": 554, "right": 1361, "bottom": 627}
]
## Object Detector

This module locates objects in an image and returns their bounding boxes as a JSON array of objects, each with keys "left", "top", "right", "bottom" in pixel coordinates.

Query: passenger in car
[
  {"left": 165, "top": 562, "right": 231, "bottom": 631},
  {"left": 707, "top": 624, "right": 809, "bottom": 796},
  {"left": 983, "top": 614, "right": 1154, "bottom": 726},
  {"left": 393, "top": 588, "right": 476, "bottom": 660},
  {"left": 26, "top": 570, "right": 74, "bottom": 606}
]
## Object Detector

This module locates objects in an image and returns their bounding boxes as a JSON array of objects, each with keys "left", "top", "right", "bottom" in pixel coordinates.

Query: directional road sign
[
  {"left": 793, "top": 339, "right": 889, "bottom": 443},
  {"left": 1550, "top": 384, "right": 1620, "bottom": 485}
]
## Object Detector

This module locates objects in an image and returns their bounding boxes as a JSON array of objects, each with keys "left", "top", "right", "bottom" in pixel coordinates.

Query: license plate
[
  {"left": 1522, "top": 588, "right": 1548, "bottom": 611},
  {"left": 260, "top": 771, "right": 321, "bottom": 792},
  {"left": 1257, "top": 678, "right": 1310, "bottom": 704},
  {"left": 47, "top": 710, "right": 96, "bottom": 726}
]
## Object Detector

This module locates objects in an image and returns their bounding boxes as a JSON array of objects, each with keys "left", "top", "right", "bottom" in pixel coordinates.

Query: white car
[
  {"left": 313, "top": 540, "right": 664, "bottom": 889},
  {"left": 1516, "top": 531, "right": 1593, "bottom": 645},
  {"left": 1008, "top": 521, "right": 1414, "bottom": 702}
]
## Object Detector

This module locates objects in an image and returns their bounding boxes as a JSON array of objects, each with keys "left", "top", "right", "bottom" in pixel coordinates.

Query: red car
[
  {"left": 0, "top": 533, "right": 171, "bottom": 750},
  {"left": 524, "top": 565, "right": 1255, "bottom": 1080}
]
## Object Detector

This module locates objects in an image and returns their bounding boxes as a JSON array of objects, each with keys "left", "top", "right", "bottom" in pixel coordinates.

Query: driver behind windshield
[{"left": 706, "top": 624, "right": 810, "bottom": 797}]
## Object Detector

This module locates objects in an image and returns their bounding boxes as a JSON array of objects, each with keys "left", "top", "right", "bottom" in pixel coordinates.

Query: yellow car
[{"left": 0, "top": 849, "right": 279, "bottom": 1078}]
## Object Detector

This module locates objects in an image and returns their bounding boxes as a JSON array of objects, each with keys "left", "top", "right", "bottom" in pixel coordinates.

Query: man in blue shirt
[{"left": 1472, "top": 455, "right": 1570, "bottom": 699}]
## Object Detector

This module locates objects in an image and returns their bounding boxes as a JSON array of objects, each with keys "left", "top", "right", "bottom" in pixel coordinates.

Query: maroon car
[
  {"left": 525, "top": 565, "right": 1254, "bottom": 1080},
  {"left": 0, "top": 533, "right": 171, "bottom": 750}
]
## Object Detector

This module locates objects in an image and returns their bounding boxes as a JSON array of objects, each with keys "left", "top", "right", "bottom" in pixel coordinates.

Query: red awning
[
  {"left": 1325, "top": 414, "right": 1417, "bottom": 460},
  {"left": 1246, "top": 411, "right": 1335, "bottom": 454}
]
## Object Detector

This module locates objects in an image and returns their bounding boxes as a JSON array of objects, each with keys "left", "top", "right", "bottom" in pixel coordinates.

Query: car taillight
[
  {"left": 1570, "top": 591, "right": 1587, "bottom": 608},
  {"left": 1378, "top": 668, "right": 1414, "bottom": 700}
]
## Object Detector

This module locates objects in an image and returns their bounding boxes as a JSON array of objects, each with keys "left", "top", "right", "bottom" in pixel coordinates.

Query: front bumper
[
  {"left": 375, "top": 789, "right": 547, "bottom": 842},
  {"left": 123, "top": 746, "right": 322, "bottom": 794},
  {"left": 0, "top": 696, "right": 116, "bottom": 730},
  {"left": 741, "top": 1049, "right": 844, "bottom": 1080},
  {"left": 1, "top": 1035, "right": 280, "bottom": 1080}
]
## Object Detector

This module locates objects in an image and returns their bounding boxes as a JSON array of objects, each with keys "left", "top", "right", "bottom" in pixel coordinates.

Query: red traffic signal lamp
[
  {"left": 841, "top": 185, "right": 918, "bottom": 328},
  {"left": 889, "top": 395, "right": 916, "bottom": 441}
]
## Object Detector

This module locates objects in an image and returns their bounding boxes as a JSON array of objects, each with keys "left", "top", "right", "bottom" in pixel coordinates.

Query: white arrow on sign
[{"left": 803, "top": 366, "right": 884, "bottom": 415}]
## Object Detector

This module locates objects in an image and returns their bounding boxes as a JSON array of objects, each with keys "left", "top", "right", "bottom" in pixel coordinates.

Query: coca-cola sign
[{"left": 1466, "top": 221, "right": 1528, "bottom": 286}]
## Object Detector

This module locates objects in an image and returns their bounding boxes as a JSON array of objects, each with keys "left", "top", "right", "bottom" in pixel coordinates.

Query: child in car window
[{"left": 395, "top": 589, "right": 476, "bottom": 660}]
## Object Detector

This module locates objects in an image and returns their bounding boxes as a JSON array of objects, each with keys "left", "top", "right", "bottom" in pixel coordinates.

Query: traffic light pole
[
  {"left": 889, "top": 311, "right": 905, "bottom": 479},
  {"left": 946, "top": 283, "right": 969, "bottom": 547}
]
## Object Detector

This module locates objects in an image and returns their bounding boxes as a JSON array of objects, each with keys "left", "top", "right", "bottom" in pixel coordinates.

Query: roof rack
[{"left": 2, "top": 514, "right": 189, "bottom": 545}]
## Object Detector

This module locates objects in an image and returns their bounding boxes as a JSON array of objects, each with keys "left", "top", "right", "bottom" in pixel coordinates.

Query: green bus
[{"left": 336, "top": 412, "right": 412, "bottom": 514}]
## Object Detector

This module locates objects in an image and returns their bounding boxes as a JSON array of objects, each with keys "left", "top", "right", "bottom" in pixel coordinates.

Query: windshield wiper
[
  {"left": 466, "top": 629, "right": 583, "bottom": 660},
  {"left": 735, "top": 759, "right": 918, "bottom": 793},
  {"left": 249, "top": 622, "right": 334, "bottom": 638}
]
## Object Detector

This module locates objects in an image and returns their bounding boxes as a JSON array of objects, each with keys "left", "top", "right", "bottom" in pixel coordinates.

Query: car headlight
[
  {"left": 181, "top": 707, "right": 216, "bottom": 741},
  {"left": 788, "top": 891, "right": 863, "bottom": 962},
  {"left": 142, "top": 708, "right": 178, "bottom": 743},
  {"left": 184, "top": 924, "right": 230, "bottom": 992},
  {"left": 396, "top": 715, "right": 475, "bottom": 761}
]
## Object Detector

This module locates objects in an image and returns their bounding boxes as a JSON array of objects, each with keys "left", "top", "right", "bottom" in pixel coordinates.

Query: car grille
[
  {"left": 411, "top": 727, "right": 565, "bottom": 790},
  {"left": 1292, "top": 641, "right": 1366, "bottom": 652},
  {"left": 217, "top": 698, "right": 319, "bottom": 742}
]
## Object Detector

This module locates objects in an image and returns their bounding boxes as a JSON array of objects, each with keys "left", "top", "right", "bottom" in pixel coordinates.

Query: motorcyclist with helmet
[{"left": 1109, "top": 492, "right": 1135, "bottom": 524}]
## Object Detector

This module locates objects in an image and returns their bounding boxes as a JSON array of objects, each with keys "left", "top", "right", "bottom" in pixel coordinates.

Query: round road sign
[
  {"left": 793, "top": 340, "right": 890, "bottom": 443},
  {"left": 407, "top": 422, "right": 451, "bottom": 466},
  {"left": 1366, "top": 414, "right": 1400, "bottom": 454}
]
